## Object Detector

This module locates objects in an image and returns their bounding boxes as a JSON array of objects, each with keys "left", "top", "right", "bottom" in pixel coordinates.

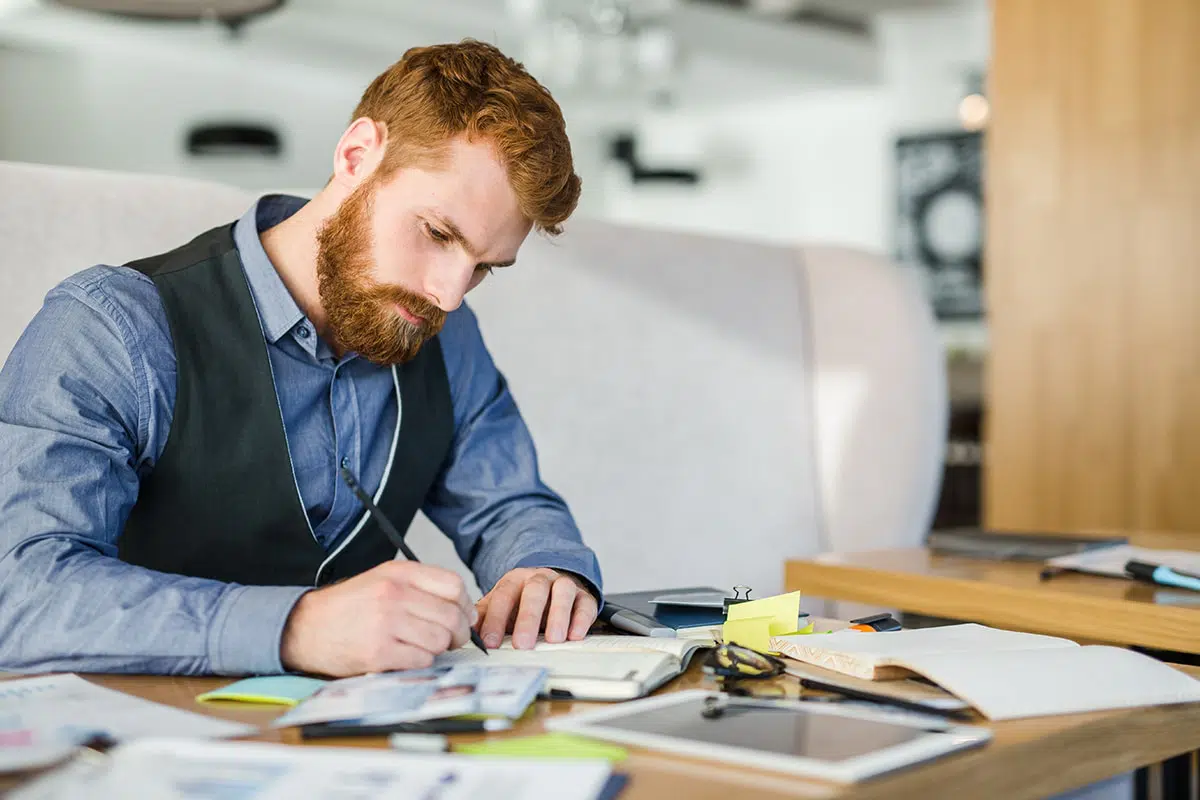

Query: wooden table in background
[
  {"left": 785, "top": 541, "right": 1200, "bottom": 654},
  {"left": 4, "top": 663, "right": 1200, "bottom": 800}
]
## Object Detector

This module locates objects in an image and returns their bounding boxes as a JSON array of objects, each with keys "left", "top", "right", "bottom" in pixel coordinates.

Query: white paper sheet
[
  {"left": 8, "top": 738, "right": 614, "bottom": 800},
  {"left": 901, "top": 645, "right": 1200, "bottom": 720},
  {"left": 773, "top": 623, "right": 1078, "bottom": 664},
  {"left": 0, "top": 675, "right": 255, "bottom": 773},
  {"left": 1046, "top": 544, "right": 1200, "bottom": 579}
]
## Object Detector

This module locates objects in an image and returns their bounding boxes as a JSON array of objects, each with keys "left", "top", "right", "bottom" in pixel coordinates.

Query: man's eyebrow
[{"left": 432, "top": 214, "right": 516, "bottom": 268}]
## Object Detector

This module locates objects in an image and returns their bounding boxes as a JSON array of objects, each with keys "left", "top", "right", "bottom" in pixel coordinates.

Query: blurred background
[{"left": 0, "top": 0, "right": 991, "bottom": 529}]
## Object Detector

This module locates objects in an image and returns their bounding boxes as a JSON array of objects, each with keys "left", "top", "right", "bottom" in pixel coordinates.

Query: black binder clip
[{"left": 722, "top": 585, "right": 753, "bottom": 614}]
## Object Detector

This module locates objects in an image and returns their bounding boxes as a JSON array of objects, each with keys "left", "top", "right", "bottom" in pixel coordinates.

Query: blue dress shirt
[{"left": 0, "top": 195, "right": 601, "bottom": 676}]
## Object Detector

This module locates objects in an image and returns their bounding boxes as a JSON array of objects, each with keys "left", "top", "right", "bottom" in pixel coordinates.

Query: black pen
[
  {"left": 300, "top": 718, "right": 511, "bottom": 740},
  {"left": 339, "top": 466, "right": 489, "bottom": 656},
  {"left": 797, "top": 677, "right": 974, "bottom": 720}
]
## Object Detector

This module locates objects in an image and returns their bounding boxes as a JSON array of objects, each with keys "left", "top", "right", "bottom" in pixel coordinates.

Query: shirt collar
[{"left": 234, "top": 194, "right": 311, "bottom": 345}]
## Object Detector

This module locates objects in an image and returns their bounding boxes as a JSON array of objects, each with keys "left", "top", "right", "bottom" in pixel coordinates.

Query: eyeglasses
[
  {"left": 702, "top": 643, "right": 787, "bottom": 680},
  {"left": 702, "top": 643, "right": 791, "bottom": 701}
]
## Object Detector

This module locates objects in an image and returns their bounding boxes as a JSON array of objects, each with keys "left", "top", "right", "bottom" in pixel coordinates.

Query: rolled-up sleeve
[
  {"left": 422, "top": 303, "right": 602, "bottom": 598},
  {"left": 0, "top": 270, "right": 305, "bottom": 675}
]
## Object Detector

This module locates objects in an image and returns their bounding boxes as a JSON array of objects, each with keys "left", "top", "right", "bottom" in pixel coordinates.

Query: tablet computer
[{"left": 546, "top": 690, "right": 990, "bottom": 784}]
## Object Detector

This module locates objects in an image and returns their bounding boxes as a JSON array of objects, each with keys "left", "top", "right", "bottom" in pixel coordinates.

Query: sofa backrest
[{"left": 0, "top": 160, "right": 946, "bottom": 598}]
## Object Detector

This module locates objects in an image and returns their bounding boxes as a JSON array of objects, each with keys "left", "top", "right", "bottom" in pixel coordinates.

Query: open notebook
[
  {"left": 435, "top": 635, "right": 713, "bottom": 701},
  {"left": 770, "top": 624, "right": 1200, "bottom": 720}
]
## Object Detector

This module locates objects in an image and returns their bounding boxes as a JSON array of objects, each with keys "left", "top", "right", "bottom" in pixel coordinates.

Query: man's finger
[
  {"left": 511, "top": 574, "right": 553, "bottom": 650},
  {"left": 389, "top": 607, "right": 457, "bottom": 654},
  {"left": 568, "top": 591, "right": 599, "bottom": 640},
  {"left": 543, "top": 577, "right": 578, "bottom": 644},
  {"left": 399, "top": 563, "right": 469, "bottom": 605},
  {"left": 479, "top": 576, "right": 521, "bottom": 649},
  {"left": 403, "top": 594, "right": 471, "bottom": 651}
]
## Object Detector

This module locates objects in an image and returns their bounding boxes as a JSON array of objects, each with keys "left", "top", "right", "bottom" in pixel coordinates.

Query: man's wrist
[
  {"left": 279, "top": 589, "right": 318, "bottom": 674},
  {"left": 509, "top": 553, "right": 603, "bottom": 603}
]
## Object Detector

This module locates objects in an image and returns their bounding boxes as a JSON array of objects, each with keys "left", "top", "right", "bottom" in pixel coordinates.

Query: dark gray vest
[{"left": 119, "top": 224, "right": 454, "bottom": 587}]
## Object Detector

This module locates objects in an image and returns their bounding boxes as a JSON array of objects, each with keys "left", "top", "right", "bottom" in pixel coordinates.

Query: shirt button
[
  {"left": 340, "top": 456, "right": 350, "bottom": 469},
  {"left": 296, "top": 325, "right": 311, "bottom": 339}
]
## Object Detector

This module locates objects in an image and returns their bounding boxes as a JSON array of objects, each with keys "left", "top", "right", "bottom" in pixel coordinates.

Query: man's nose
[{"left": 422, "top": 259, "right": 475, "bottom": 312}]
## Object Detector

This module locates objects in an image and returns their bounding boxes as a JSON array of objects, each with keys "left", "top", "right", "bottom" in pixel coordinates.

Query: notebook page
[
  {"left": 435, "top": 647, "right": 674, "bottom": 683},
  {"left": 770, "top": 624, "right": 1078, "bottom": 679},
  {"left": 441, "top": 635, "right": 707, "bottom": 660},
  {"left": 532, "top": 635, "right": 709, "bottom": 659},
  {"left": 899, "top": 646, "right": 1200, "bottom": 720}
]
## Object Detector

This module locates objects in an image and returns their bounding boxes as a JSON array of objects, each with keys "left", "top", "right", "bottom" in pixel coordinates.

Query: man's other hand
[
  {"left": 475, "top": 568, "right": 598, "bottom": 650},
  {"left": 280, "top": 561, "right": 474, "bottom": 677}
]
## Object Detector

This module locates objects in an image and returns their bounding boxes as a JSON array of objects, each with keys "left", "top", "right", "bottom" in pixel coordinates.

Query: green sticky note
[
  {"left": 454, "top": 733, "right": 627, "bottom": 762},
  {"left": 197, "top": 675, "right": 327, "bottom": 706}
]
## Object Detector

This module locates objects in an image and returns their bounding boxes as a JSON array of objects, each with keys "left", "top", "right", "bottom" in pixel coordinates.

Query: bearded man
[{"left": 0, "top": 40, "right": 602, "bottom": 677}]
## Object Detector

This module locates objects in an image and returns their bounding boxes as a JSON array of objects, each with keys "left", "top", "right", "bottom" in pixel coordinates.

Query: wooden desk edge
[{"left": 784, "top": 557, "right": 1200, "bottom": 653}]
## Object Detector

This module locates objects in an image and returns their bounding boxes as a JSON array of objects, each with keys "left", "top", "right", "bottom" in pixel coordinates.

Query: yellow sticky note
[
  {"left": 455, "top": 733, "right": 627, "bottom": 762},
  {"left": 726, "top": 590, "right": 803, "bottom": 636},
  {"left": 722, "top": 615, "right": 774, "bottom": 651}
]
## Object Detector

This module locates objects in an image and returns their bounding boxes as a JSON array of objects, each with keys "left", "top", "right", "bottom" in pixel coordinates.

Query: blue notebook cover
[{"left": 600, "top": 586, "right": 728, "bottom": 630}]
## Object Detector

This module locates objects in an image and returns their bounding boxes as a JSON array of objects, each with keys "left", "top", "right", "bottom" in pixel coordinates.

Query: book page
[
  {"left": 898, "top": 646, "right": 1200, "bottom": 720},
  {"left": 771, "top": 624, "right": 1078, "bottom": 680},
  {"left": 533, "top": 635, "right": 710, "bottom": 659},
  {"left": 436, "top": 648, "right": 674, "bottom": 683},
  {"left": 442, "top": 634, "right": 708, "bottom": 660}
]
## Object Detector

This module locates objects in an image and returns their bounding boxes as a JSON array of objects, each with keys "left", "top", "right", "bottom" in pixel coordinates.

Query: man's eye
[{"left": 426, "top": 224, "right": 450, "bottom": 244}]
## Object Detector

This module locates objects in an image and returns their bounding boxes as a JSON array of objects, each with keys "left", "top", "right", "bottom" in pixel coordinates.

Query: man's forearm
[{"left": 0, "top": 536, "right": 306, "bottom": 675}]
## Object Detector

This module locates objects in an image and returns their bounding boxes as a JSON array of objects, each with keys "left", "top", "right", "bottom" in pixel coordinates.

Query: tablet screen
[{"left": 595, "top": 697, "right": 936, "bottom": 762}]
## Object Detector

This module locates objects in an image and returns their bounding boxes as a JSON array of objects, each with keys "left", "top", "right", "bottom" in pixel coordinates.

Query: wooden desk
[
  {"left": 5, "top": 664, "right": 1200, "bottom": 800},
  {"left": 785, "top": 548, "right": 1200, "bottom": 654}
]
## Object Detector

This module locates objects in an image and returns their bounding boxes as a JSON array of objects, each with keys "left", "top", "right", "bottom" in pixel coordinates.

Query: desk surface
[
  {"left": 4, "top": 663, "right": 1200, "bottom": 800},
  {"left": 785, "top": 546, "right": 1200, "bottom": 653}
]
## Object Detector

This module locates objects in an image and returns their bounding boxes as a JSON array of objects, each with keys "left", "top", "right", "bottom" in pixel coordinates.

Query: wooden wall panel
[{"left": 985, "top": 0, "right": 1200, "bottom": 535}]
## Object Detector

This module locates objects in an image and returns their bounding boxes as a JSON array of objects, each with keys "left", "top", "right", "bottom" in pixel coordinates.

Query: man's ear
[{"left": 331, "top": 117, "right": 386, "bottom": 190}]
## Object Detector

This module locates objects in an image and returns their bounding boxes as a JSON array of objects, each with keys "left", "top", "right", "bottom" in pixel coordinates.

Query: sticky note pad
[
  {"left": 455, "top": 733, "right": 627, "bottom": 762},
  {"left": 722, "top": 615, "right": 774, "bottom": 651},
  {"left": 197, "top": 675, "right": 327, "bottom": 706},
  {"left": 727, "top": 590, "right": 803, "bottom": 636}
]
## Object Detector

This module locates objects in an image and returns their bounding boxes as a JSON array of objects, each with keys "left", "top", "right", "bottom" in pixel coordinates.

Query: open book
[
  {"left": 436, "top": 635, "right": 713, "bottom": 701},
  {"left": 770, "top": 623, "right": 1200, "bottom": 720}
]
